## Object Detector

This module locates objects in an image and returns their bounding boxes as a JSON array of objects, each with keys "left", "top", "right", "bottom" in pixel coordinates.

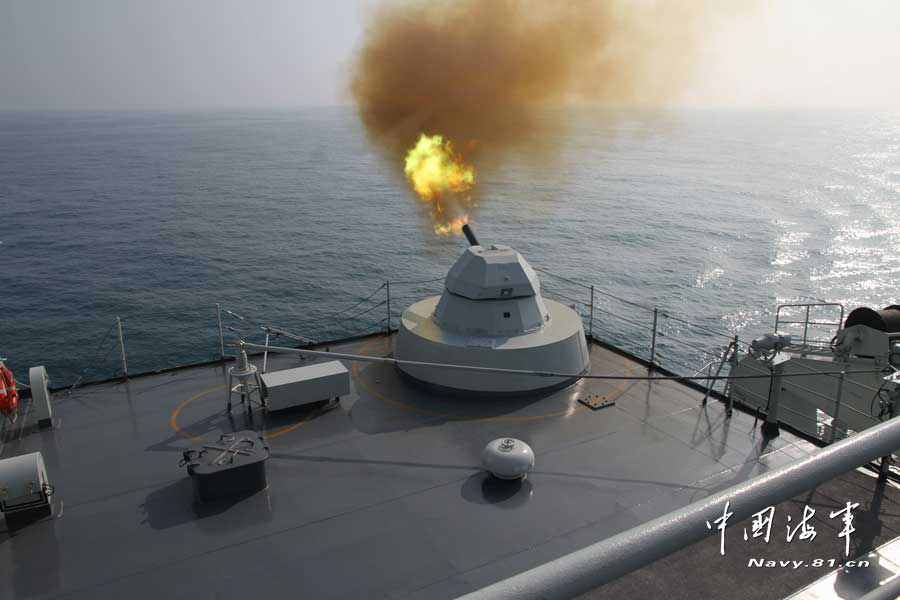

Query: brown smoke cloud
[{"left": 350, "top": 0, "right": 745, "bottom": 229}]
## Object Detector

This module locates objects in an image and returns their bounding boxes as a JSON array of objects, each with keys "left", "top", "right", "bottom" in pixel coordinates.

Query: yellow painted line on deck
[
  {"left": 171, "top": 338, "right": 636, "bottom": 441},
  {"left": 169, "top": 384, "right": 309, "bottom": 442}
]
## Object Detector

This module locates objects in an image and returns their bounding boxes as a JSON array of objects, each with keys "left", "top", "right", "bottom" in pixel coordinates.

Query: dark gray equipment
[
  {"left": 844, "top": 305, "right": 900, "bottom": 332},
  {"left": 181, "top": 431, "right": 269, "bottom": 502},
  {"left": 0, "top": 452, "right": 53, "bottom": 530}
]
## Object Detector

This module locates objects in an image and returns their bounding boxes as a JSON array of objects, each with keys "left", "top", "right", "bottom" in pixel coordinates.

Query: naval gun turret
[{"left": 395, "top": 225, "right": 590, "bottom": 393}]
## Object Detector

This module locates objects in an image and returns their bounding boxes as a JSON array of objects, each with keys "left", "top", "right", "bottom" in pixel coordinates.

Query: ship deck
[{"left": 2, "top": 334, "right": 899, "bottom": 599}]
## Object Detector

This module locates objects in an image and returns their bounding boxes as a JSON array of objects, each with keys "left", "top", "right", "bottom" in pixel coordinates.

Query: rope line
[
  {"left": 388, "top": 276, "right": 446, "bottom": 285},
  {"left": 67, "top": 322, "right": 117, "bottom": 392},
  {"left": 242, "top": 342, "right": 885, "bottom": 383}
]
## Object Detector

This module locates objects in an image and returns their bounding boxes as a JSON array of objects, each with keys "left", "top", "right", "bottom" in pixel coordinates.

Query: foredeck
[{"left": 1, "top": 334, "right": 891, "bottom": 599}]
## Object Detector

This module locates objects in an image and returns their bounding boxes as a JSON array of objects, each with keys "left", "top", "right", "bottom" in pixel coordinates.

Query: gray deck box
[{"left": 260, "top": 360, "right": 350, "bottom": 412}]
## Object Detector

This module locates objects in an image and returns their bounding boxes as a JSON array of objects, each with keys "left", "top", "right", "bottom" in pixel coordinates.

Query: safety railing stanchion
[
  {"left": 386, "top": 280, "right": 391, "bottom": 334},
  {"left": 725, "top": 335, "right": 739, "bottom": 415},
  {"left": 879, "top": 454, "right": 893, "bottom": 482},
  {"left": 803, "top": 305, "right": 811, "bottom": 346},
  {"left": 116, "top": 316, "right": 128, "bottom": 381},
  {"left": 589, "top": 285, "right": 595, "bottom": 338},
  {"left": 763, "top": 359, "right": 785, "bottom": 436},
  {"left": 831, "top": 371, "right": 846, "bottom": 443},
  {"left": 216, "top": 303, "right": 225, "bottom": 361},
  {"left": 649, "top": 308, "right": 658, "bottom": 372},
  {"left": 881, "top": 406, "right": 896, "bottom": 482},
  {"left": 703, "top": 338, "right": 737, "bottom": 406}
]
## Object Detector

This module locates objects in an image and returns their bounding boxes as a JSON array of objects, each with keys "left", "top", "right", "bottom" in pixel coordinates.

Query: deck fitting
[{"left": 579, "top": 395, "right": 616, "bottom": 410}]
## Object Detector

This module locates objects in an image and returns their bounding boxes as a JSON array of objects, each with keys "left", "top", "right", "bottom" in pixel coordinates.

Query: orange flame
[
  {"left": 404, "top": 133, "right": 476, "bottom": 235},
  {"left": 433, "top": 215, "right": 471, "bottom": 236}
]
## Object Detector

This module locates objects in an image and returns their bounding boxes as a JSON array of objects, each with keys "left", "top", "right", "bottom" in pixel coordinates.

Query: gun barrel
[{"left": 462, "top": 224, "right": 480, "bottom": 247}]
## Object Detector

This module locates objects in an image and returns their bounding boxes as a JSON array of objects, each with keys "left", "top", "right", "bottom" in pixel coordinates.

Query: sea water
[{"left": 2, "top": 108, "right": 898, "bottom": 386}]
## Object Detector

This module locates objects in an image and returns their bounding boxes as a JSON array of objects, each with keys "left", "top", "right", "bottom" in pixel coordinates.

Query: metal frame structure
[{"left": 774, "top": 302, "right": 845, "bottom": 347}]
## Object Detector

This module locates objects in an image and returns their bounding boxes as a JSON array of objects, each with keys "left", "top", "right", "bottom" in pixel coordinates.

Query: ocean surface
[{"left": 2, "top": 108, "right": 898, "bottom": 387}]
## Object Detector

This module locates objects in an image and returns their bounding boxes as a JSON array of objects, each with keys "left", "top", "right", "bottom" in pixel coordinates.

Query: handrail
[
  {"left": 780, "top": 379, "right": 881, "bottom": 424},
  {"left": 532, "top": 267, "right": 594, "bottom": 291},
  {"left": 242, "top": 342, "right": 882, "bottom": 383},
  {"left": 388, "top": 276, "right": 445, "bottom": 286},
  {"left": 534, "top": 267, "right": 657, "bottom": 313},
  {"left": 735, "top": 383, "right": 852, "bottom": 438},
  {"left": 457, "top": 414, "right": 900, "bottom": 600},
  {"left": 784, "top": 355, "right": 885, "bottom": 395},
  {"left": 775, "top": 302, "right": 845, "bottom": 346},
  {"left": 45, "top": 265, "right": 871, "bottom": 438},
  {"left": 65, "top": 322, "right": 119, "bottom": 392},
  {"left": 782, "top": 379, "right": 881, "bottom": 423},
  {"left": 691, "top": 360, "right": 718, "bottom": 377},
  {"left": 654, "top": 330, "right": 721, "bottom": 358},
  {"left": 540, "top": 278, "right": 739, "bottom": 378},
  {"left": 260, "top": 326, "right": 317, "bottom": 345},
  {"left": 657, "top": 310, "right": 736, "bottom": 342},
  {"left": 654, "top": 351, "right": 706, "bottom": 375},
  {"left": 590, "top": 306, "right": 656, "bottom": 333},
  {"left": 539, "top": 273, "right": 737, "bottom": 344},
  {"left": 541, "top": 287, "right": 588, "bottom": 308}
]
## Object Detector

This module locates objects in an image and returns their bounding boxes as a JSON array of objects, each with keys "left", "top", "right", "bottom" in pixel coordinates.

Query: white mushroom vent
[{"left": 481, "top": 438, "right": 534, "bottom": 480}]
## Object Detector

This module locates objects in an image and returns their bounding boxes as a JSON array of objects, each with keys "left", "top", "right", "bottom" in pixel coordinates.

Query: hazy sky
[{"left": 2, "top": 0, "right": 899, "bottom": 111}]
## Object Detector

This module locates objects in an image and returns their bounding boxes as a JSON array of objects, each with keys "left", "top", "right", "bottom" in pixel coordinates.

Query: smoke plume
[{"left": 350, "top": 0, "right": 738, "bottom": 231}]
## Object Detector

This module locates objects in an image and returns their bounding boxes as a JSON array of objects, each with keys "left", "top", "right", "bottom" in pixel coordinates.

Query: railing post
[
  {"left": 648, "top": 308, "right": 659, "bottom": 372},
  {"left": 116, "top": 316, "right": 128, "bottom": 380},
  {"left": 726, "top": 335, "right": 739, "bottom": 416},
  {"left": 802, "top": 305, "right": 811, "bottom": 346},
  {"left": 882, "top": 405, "right": 896, "bottom": 482},
  {"left": 216, "top": 303, "right": 225, "bottom": 361},
  {"left": 262, "top": 331, "right": 270, "bottom": 374},
  {"left": 385, "top": 281, "right": 391, "bottom": 334},
  {"left": 589, "top": 285, "right": 595, "bottom": 339},
  {"left": 703, "top": 362, "right": 713, "bottom": 404},
  {"left": 831, "top": 371, "right": 846, "bottom": 443},
  {"left": 703, "top": 339, "right": 735, "bottom": 406},
  {"left": 762, "top": 358, "right": 786, "bottom": 437},
  {"left": 879, "top": 455, "right": 893, "bottom": 482}
]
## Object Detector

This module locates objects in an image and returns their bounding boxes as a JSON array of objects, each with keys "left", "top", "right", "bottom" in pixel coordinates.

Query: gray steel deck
[{"left": 0, "top": 334, "right": 878, "bottom": 599}]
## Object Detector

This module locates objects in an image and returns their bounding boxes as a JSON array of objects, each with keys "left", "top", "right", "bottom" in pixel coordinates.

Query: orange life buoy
[{"left": 0, "top": 363, "right": 18, "bottom": 416}]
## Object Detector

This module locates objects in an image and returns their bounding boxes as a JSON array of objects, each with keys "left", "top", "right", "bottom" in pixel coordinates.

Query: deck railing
[
  {"left": 7, "top": 266, "right": 897, "bottom": 452},
  {"left": 774, "top": 302, "right": 845, "bottom": 348},
  {"left": 41, "top": 267, "right": 741, "bottom": 397},
  {"left": 532, "top": 266, "right": 741, "bottom": 401},
  {"left": 15, "top": 267, "right": 889, "bottom": 449}
]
